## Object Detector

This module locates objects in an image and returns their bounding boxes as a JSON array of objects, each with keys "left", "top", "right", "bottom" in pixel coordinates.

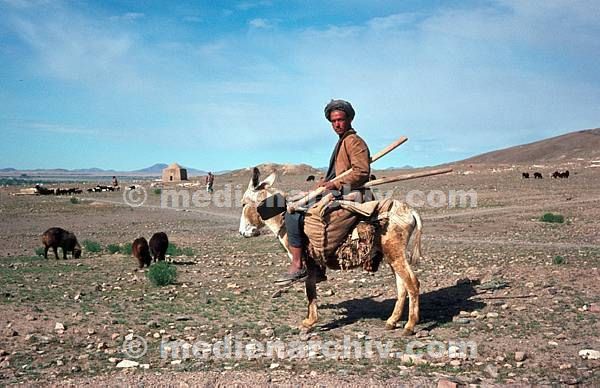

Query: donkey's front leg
[{"left": 301, "top": 266, "right": 319, "bottom": 328}]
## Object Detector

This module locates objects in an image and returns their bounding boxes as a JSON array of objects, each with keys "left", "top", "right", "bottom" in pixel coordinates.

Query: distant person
[
  {"left": 206, "top": 172, "right": 215, "bottom": 193},
  {"left": 112, "top": 176, "right": 120, "bottom": 191}
]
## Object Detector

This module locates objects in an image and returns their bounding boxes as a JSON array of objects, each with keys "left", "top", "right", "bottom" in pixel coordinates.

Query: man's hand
[{"left": 318, "top": 180, "right": 338, "bottom": 191}]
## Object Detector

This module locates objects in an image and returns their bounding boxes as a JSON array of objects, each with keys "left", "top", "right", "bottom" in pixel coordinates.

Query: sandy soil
[{"left": 0, "top": 164, "right": 599, "bottom": 386}]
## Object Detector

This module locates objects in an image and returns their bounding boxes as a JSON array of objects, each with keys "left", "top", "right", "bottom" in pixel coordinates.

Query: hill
[
  {"left": 460, "top": 128, "right": 600, "bottom": 165},
  {"left": 229, "top": 163, "right": 322, "bottom": 177}
]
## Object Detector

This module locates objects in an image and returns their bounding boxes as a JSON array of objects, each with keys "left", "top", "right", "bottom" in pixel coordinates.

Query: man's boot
[{"left": 275, "top": 245, "right": 307, "bottom": 285}]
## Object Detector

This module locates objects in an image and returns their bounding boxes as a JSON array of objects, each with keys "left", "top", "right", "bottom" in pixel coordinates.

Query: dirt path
[
  {"left": 425, "top": 236, "right": 600, "bottom": 249},
  {"left": 423, "top": 196, "right": 599, "bottom": 220}
]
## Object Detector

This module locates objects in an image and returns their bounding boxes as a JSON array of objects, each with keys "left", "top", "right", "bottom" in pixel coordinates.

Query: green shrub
[
  {"left": 83, "top": 240, "right": 102, "bottom": 253},
  {"left": 166, "top": 243, "right": 178, "bottom": 256},
  {"left": 153, "top": 188, "right": 162, "bottom": 195},
  {"left": 181, "top": 247, "right": 195, "bottom": 257},
  {"left": 147, "top": 261, "right": 177, "bottom": 286},
  {"left": 120, "top": 243, "right": 133, "bottom": 255},
  {"left": 35, "top": 247, "right": 45, "bottom": 257},
  {"left": 553, "top": 255, "right": 566, "bottom": 265},
  {"left": 540, "top": 213, "right": 564, "bottom": 223},
  {"left": 70, "top": 197, "right": 79, "bottom": 204},
  {"left": 106, "top": 244, "right": 121, "bottom": 254},
  {"left": 166, "top": 243, "right": 194, "bottom": 257}
]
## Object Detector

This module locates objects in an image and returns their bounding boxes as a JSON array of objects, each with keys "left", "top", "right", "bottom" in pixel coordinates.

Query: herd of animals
[
  {"left": 522, "top": 169, "right": 570, "bottom": 179},
  {"left": 41, "top": 227, "right": 169, "bottom": 269},
  {"left": 33, "top": 184, "right": 141, "bottom": 195}
]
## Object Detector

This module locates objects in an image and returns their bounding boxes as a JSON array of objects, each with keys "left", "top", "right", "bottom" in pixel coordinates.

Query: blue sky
[{"left": 1, "top": 0, "right": 599, "bottom": 171}]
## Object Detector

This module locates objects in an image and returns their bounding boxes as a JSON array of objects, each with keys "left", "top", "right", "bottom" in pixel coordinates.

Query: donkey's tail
[{"left": 409, "top": 209, "right": 423, "bottom": 266}]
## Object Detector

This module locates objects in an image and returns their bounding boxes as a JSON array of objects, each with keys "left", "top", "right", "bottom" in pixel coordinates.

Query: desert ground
[{"left": 1, "top": 163, "right": 599, "bottom": 386}]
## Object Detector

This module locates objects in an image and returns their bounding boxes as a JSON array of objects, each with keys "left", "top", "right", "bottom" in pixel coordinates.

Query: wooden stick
[
  {"left": 370, "top": 136, "right": 407, "bottom": 163},
  {"left": 364, "top": 167, "right": 453, "bottom": 187}
]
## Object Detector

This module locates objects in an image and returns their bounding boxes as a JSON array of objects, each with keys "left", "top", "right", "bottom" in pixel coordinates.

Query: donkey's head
[{"left": 239, "top": 167, "right": 279, "bottom": 237}]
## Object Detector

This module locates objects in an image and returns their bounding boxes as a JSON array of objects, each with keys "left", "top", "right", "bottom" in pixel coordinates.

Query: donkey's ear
[
  {"left": 248, "top": 167, "right": 261, "bottom": 190},
  {"left": 257, "top": 172, "right": 276, "bottom": 190}
]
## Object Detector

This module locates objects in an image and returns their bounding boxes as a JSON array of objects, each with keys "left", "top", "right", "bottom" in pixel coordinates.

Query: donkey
[{"left": 239, "top": 167, "right": 423, "bottom": 335}]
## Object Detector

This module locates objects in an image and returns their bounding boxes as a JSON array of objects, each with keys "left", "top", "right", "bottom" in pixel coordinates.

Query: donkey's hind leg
[{"left": 387, "top": 260, "right": 420, "bottom": 336}]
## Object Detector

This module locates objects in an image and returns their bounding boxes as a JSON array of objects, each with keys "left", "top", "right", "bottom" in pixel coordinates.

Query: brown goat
[
  {"left": 132, "top": 237, "right": 152, "bottom": 268},
  {"left": 149, "top": 232, "right": 169, "bottom": 262},
  {"left": 42, "top": 227, "right": 82, "bottom": 260}
]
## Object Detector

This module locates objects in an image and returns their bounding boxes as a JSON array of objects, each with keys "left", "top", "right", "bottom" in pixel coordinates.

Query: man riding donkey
[{"left": 276, "top": 99, "right": 374, "bottom": 285}]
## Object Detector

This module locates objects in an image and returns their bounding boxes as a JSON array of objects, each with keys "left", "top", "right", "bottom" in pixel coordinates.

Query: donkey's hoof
[
  {"left": 301, "top": 319, "right": 316, "bottom": 328},
  {"left": 401, "top": 328, "right": 415, "bottom": 336},
  {"left": 384, "top": 323, "right": 396, "bottom": 331}
]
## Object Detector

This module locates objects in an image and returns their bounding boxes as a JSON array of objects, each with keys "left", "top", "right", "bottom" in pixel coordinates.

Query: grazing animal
[
  {"left": 522, "top": 172, "right": 530, "bottom": 179},
  {"left": 35, "top": 185, "right": 55, "bottom": 195},
  {"left": 149, "top": 232, "right": 169, "bottom": 262},
  {"left": 41, "top": 227, "right": 82, "bottom": 260},
  {"left": 533, "top": 172, "right": 543, "bottom": 179},
  {"left": 370, "top": 174, "right": 377, "bottom": 181},
  {"left": 552, "top": 170, "right": 570, "bottom": 179},
  {"left": 132, "top": 237, "right": 152, "bottom": 268},
  {"left": 306, "top": 175, "right": 315, "bottom": 182},
  {"left": 240, "top": 167, "right": 423, "bottom": 335}
]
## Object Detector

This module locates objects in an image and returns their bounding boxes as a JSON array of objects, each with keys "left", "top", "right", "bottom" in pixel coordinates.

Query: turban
[{"left": 324, "top": 99, "right": 355, "bottom": 122}]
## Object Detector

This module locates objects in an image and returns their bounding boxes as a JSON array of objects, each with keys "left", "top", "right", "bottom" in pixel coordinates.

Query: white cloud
[
  {"left": 249, "top": 18, "right": 270, "bottom": 29},
  {"left": 110, "top": 12, "right": 145, "bottom": 22},
  {"left": 24, "top": 122, "right": 98, "bottom": 135},
  {"left": 237, "top": 1, "right": 271, "bottom": 11}
]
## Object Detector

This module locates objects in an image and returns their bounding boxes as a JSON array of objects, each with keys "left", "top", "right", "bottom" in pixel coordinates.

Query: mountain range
[{"left": 2, "top": 127, "right": 599, "bottom": 176}]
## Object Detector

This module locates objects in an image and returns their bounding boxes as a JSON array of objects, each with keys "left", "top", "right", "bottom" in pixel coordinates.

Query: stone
[
  {"left": 579, "top": 349, "right": 600, "bottom": 360},
  {"left": 485, "top": 364, "right": 499, "bottom": 378},
  {"left": 438, "top": 379, "right": 458, "bottom": 388},
  {"left": 116, "top": 359, "right": 139, "bottom": 368},
  {"left": 486, "top": 312, "right": 499, "bottom": 318},
  {"left": 514, "top": 351, "right": 526, "bottom": 362},
  {"left": 260, "top": 328, "right": 274, "bottom": 337},
  {"left": 54, "top": 322, "right": 65, "bottom": 332}
]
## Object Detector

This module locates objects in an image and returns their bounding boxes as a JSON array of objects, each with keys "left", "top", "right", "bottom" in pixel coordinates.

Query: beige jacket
[{"left": 331, "top": 132, "right": 371, "bottom": 190}]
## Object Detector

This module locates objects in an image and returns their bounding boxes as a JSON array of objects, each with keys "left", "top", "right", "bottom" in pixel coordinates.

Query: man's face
[{"left": 329, "top": 110, "right": 352, "bottom": 135}]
